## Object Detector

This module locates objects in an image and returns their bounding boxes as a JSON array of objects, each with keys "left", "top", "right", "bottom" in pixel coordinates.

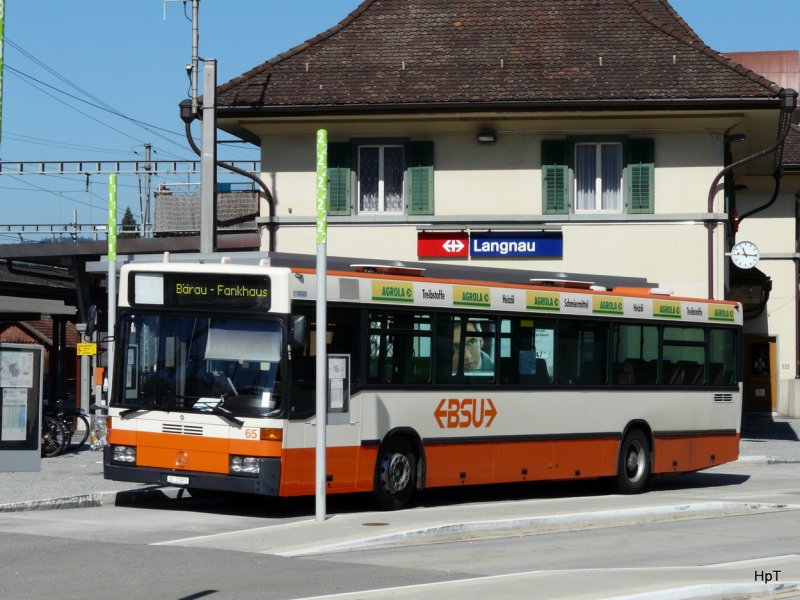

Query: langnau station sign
[
  {"left": 470, "top": 232, "right": 563, "bottom": 258},
  {"left": 418, "top": 231, "right": 563, "bottom": 259}
]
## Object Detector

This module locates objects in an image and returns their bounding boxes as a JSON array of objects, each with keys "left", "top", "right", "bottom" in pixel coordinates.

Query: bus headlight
[
  {"left": 112, "top": 445, "right": 136, "bottom": 464},
  {"left": 230, "top": 456, "right": 260, "bottom": 475}
]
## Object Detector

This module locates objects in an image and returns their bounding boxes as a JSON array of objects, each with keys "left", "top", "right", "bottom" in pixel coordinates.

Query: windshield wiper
[
  {"left": 208, "top": 402, "right": 244, "bottom": 428},
  {"left": 120, "top": 407, "right": 150, "bottom": 418},
  {"left": 193, "top": 395, "right": 244, "bottom": 428}
]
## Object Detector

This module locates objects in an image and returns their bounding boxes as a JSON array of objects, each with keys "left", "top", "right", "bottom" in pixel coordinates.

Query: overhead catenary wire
[
  {"left": 7, "top": 38, "right": 188, "bottom": 140},
  {"left": 4, "top": 131, "right": 139, "bottom": 155},
  {"left": 8, "top": 174, "right": 100, "bottom": 211},
  {"left": 7, "top": 63, "right": 184, "bottom": 139},
  {"left": 6, "top": 38, "right": 258, "bottom": 162},
  {"left": 1, "top": 33, "right": 261, "bottom": 230},
  {"left": 4, "top": 64, "right": 189, "bottom": 160},
  {"left": 5, "top": 68, "right": 255, "bottom": 162}
]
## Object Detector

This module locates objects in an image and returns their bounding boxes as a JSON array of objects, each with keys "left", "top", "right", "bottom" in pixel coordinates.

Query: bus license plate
[{"left": 167, "top": 475, "right": 190, "bottom": 486}]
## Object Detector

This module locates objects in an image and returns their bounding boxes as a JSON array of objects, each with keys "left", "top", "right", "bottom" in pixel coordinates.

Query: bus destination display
[
  {"left": 170, "top": 274, "right": 271, "bottom": 310},
  {"left": 132, "top": 273, "right": 271, "bottom": 311}
]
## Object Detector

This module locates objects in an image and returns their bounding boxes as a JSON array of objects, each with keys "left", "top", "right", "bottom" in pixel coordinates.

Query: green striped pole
[
  {"left": 108, "top": 174, "right": 117, "bottom": 261},
  {"left": 106, "top": 174, "right": 117, "bottom": 403},
  {"left": 316, "top": 129, "right": 328, "bottom": 243},
  {"left": 315, "top": 129, "right": 328, "bottom": 522}
]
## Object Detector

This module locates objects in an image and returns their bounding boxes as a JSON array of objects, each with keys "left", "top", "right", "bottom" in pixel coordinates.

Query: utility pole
[
  {"left": 143, "top": 143, "right": 152, "bottom": 238},
  {"left": 200, "top": 59, "right": 217, "bottom": 254},
  {"left": 191, "top": 0, "right": 199, "bottom": 116},
  {"left": 164, "top": 0, "right": 199, "bottom": 117}
]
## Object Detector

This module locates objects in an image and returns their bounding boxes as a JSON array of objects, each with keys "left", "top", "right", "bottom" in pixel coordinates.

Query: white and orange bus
[{"left": 104, "top": 253, "right": 742, "bottom": 509}]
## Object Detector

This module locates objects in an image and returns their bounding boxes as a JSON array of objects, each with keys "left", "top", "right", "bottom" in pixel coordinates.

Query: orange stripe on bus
[
  {"left": 139, "top": 445, "right": 229, "bottom": 474},
  {"left": 279, "top": 446, "right": 378, "bottom": 496},
  {"left": 108, "top": 429, "right": 740, "bottom": 493},
  {"left": 653, "top": 433, "right": 739, "bottom": 473},
  {"left": 275, "top": 433, "right": 738, "bottom": 494},
  {"left": 108, "top": 430, "right": 282, "bottom": 474},
  {"left": 425, "top": 438, "right": 620, "bottom": 487}
]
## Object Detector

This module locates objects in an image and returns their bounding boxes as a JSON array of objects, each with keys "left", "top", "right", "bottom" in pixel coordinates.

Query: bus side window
[
  {"left": 611, "top": 324, "right": 658, "bottom": 386},
  {"left": 613, "top": 362, "right": 634, "bottom": 385},
  {"left": 558, "top": 320, "right": 609, "bottom": 385},
  {"left": 708, "top": 362, "right": 724, "bottom": 386},
  {"left": 678, "top": 360, "right": 705, "bottom": 386},
  {"left": 503, "top": 317, "right": 554, "bottom": 386}
]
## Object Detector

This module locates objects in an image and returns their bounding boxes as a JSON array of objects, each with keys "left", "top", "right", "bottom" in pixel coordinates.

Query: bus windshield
[{"left": 116, "top": 314, "right": 283, "bottom": 417}]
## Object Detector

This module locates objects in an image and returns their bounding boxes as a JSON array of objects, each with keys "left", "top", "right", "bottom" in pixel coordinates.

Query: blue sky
[{"left": 0, "top": 0, "right": 798, "bottom": 240}]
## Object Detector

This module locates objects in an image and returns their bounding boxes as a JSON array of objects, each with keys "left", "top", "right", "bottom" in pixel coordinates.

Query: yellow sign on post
[{"left": 77, "top": 343, "right": 97, "bottom": 356}]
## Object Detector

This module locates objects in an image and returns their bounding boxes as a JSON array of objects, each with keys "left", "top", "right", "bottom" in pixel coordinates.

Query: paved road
[
  {"left": 0, "top": 460, "right": 798, "bottom": 599},
  {"left": 0, "top": 416, "right": 797, "bottom": 598}
]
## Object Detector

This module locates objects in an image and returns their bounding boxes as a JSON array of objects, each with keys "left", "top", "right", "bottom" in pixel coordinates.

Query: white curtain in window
[
  {"left": 384, "top": 147, "right": 404, "bottom": 212},
  {"left": 601, "top": 144, "right": 622, "bottom": 210},
  {"left": 359, "top": 147, "right": 380, "bottom": 212},
  {"left": 575, "top": 145, "right": 596, "bottom": 211}
]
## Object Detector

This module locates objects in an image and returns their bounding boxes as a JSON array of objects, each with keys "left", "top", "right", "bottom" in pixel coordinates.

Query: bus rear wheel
[
  {"left": 376, "top": 438, "right": 417, "bottom": 511},
  {"left": 617, "top": 430, "right": 651, "bottom": 494}
]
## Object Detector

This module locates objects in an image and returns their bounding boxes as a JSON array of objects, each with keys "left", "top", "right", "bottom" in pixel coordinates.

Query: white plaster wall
[
  {"left": 433, "top": 133, "right": 538, "bottom": 215},
  {"left": 654, "top": 132, "right": 724, "bottom": 214},
  {"left": 257, "top": 118, "right": 730, "bottom": 220}
]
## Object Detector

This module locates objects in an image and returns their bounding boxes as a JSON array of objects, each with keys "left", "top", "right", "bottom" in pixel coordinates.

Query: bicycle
[
  {"left": 44, "top": 398, "right": 91, "bottom": 453},
  {"left": 41, "top": 415, "right": 68, "bottom": 457}
]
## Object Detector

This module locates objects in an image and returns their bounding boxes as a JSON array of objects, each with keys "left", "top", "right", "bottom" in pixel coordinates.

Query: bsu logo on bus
[{"left": 434, "top": 398, "right": 497, "bottom": 429}]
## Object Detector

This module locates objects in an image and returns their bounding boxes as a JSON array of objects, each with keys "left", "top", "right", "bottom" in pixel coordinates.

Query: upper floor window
[
  {"left": 542, "top": 138, "right": 654, "bottom": 215},
  {"left": 327, "top": 140, "right": 434, "bottom": 217},
  {"left": 358, "top": 145, "right": 404, "bottom": 213},
  {"left": 575, "top": 142, "right": 623, "bottom": 212}
]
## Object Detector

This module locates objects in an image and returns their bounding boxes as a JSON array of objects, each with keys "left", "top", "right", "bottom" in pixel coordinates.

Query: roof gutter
[{"left": 216, "top": 96, "right": 782, "bottom": 120}]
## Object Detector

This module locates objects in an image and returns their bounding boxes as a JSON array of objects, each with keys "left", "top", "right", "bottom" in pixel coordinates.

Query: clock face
[{"left": 730, "top": 241, "right": 759, "bottom": 269}]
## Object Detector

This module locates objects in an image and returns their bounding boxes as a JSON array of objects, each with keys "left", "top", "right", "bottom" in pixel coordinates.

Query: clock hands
[{"left": 730, "top": 241, "right": 759, "bottom": 269}]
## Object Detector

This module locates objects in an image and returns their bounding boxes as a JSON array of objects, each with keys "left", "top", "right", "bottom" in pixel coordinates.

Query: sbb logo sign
[{"left": 434, "top": 398, "right": 497, "bottom": 429}]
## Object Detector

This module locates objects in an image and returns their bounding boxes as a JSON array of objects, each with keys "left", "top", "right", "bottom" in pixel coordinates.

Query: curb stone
[{"left": 0, "top": 486, "right": 176, "bottom": 513}]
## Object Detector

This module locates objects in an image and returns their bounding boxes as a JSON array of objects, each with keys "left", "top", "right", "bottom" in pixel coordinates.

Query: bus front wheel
[
  {"left": 617, "top": 430, "right": 651, "bottom": 494},
  {"left": 376, "top": 438, "right": 417, "bottom": 510}
]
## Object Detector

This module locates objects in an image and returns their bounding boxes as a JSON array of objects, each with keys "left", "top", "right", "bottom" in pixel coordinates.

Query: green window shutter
[
  {"left": 327, "top": 142, "right": 352, "bottom": 216},
  {"left": 407, "top": 141, "right": 434, "bottom": 215},
  {"left": 627, "top": 139, "right": 654, "bottom": 214},
  {"left": 541, "top": 140, "right": 569, "bottom": 214}
]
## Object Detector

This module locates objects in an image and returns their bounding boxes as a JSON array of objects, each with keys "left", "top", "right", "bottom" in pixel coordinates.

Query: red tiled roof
[
  {"left": 0, "top": 317, "right": 79, "bottom": 348},
  {"left": 217, "top": 0, "right": 782, "bottom": 114}
]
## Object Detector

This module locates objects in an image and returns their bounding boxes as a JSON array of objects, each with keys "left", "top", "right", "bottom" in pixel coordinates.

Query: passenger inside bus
[{"left": 452, "top": 321, "right": 494, "bottom": 374}]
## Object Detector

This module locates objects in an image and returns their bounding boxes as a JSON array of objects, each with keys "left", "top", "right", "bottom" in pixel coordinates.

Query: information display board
[
  {"left": 327, "top": 354, "right": 350, "bottom": 425},
  {"left": 0, "top": 344, "right": 44, "bottom": 472}
]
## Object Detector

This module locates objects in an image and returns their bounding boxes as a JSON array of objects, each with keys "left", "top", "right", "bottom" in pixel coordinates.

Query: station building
[{"left": 208, "top": 0, "right": 800, "bottom": 416}]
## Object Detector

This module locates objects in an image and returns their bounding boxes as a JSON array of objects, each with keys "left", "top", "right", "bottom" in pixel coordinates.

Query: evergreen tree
[{"left": 119, "top": 207, "right": 140, "bottom": 239}]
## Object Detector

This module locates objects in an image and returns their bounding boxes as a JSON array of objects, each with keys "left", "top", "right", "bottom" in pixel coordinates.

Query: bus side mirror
[
  {"left": 291, "top": 315, "right": 308, "bottom": 351},
  {"left": 85, "top": 305, "right": 98, "bottom": 340}
]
